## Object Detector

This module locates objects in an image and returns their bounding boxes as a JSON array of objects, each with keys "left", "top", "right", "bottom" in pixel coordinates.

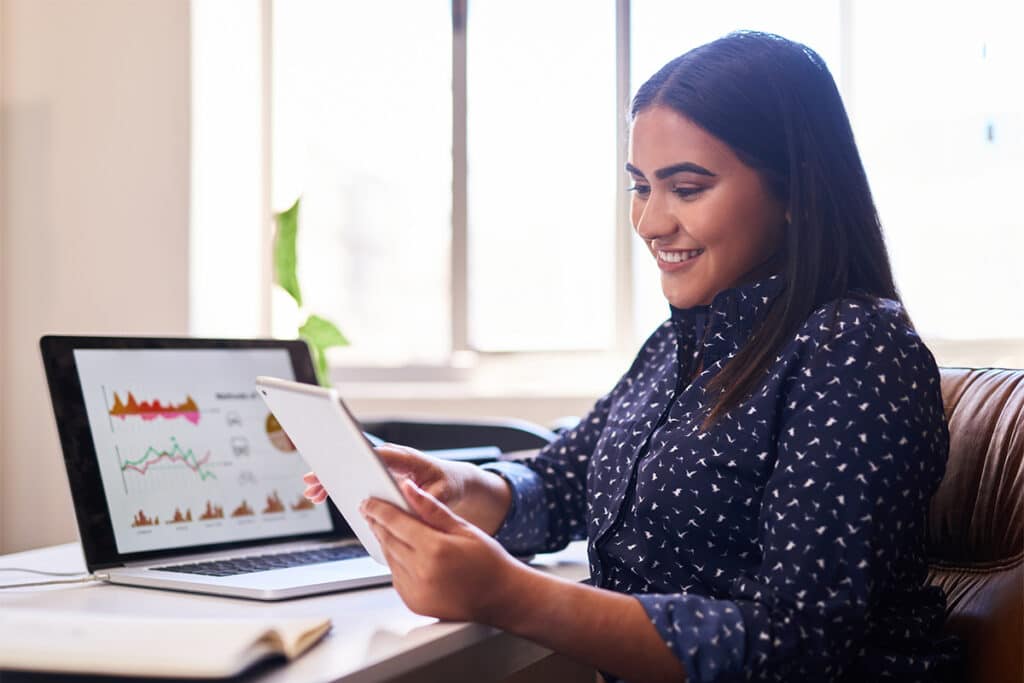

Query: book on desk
[{"left": 0, "top": 608, "right": 331, "bottom": 678}]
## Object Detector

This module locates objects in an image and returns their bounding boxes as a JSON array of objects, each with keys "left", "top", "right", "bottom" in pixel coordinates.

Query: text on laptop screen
[{"left": 73, "top": 349, "right": 334, "bottom": 555}]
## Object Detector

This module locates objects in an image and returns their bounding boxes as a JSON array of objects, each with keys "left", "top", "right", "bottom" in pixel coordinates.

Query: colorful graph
[
  {"left": 109, "top": 391, "right": 201, "bottom": 425},
  {"left": 262, "top": 491, "right": 286, "bottom": 514},
  {"left": 231, "top": 500, "right": 255, "bottom": 518},
  {"left": 291, "top": 495, "right": 315, "bottom": 511},
  {"left": 265, "top": 413, "right": 296, "bottom": 453},
  {"left": 120, "top": 437, "right": 217, "bottom": 481},
  {"left": 131, "top": 510, "right": 159, "bottom": 527},
  {"left": 199, "top": 501, "right": 224, "bottom": 520},
  {"left": 168, "top": 508, "right": 193, "bottom": 524}
]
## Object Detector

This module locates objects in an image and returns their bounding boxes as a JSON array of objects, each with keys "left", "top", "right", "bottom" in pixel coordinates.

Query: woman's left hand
[{"left": 360, "top": 477, "right": 526, "bottom": 624}]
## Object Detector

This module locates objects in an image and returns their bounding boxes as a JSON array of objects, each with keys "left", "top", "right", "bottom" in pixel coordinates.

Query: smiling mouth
[{"left": 656, "top": 248, "right": 704, "bottom": 264}]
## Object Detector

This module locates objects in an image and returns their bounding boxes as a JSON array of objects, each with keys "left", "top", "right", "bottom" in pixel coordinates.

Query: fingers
[
  {"left": 365, "top": 514, "right": 413, "bottom": 555},
  {"left": 303, "top": 483, "right": 328, "bottom": 504},
  {"left": 400, "top": 479, "right": 464, "bottom": 533},
  {"left": 375, "top": 444, "right": 434, "bottom": 473},
  {"left": 303, "top": 472, "right": 328, "bottom": 503},
  {"left": 367, "top": 517, "right": 412, "bottom": 577},
  {"left": 362, "top": 493, "right": 438, "bottom": 547},
  {"left": 363, "top": 480, "right": 464, "bottom": 544}
]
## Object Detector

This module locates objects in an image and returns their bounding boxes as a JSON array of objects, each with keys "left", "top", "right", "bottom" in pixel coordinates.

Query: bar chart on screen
[{"left": 108, "top": 390, "right": 202, "bottom": 425}]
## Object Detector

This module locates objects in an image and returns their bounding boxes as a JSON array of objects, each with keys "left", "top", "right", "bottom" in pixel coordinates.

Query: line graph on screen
[{"left": 119, "top": 437, "right": 217, "bottom": 481}]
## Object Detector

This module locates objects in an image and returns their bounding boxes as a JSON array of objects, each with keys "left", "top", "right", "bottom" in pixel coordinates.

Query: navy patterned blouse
[{"left": 482, "top": 275, "right": 962, "bottom": 683}]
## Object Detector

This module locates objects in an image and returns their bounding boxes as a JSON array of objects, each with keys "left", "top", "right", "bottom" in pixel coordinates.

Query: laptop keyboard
[{"left": 154, "top": 545, "right": 369, "bottom": 577}]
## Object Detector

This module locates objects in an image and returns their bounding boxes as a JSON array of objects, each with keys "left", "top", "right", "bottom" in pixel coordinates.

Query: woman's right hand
[{"left": 302, "top": 442, "right": 512, "bottom": 534}]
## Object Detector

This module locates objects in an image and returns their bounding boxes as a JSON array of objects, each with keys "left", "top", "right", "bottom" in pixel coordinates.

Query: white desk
[{"left": 0, "top": 541, "right": 593, "bottom": 682}]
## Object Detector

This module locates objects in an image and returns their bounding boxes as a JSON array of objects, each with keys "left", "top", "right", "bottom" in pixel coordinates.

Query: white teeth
[{"left": 657, "top": 249, "right": 704, "bottom": 263}]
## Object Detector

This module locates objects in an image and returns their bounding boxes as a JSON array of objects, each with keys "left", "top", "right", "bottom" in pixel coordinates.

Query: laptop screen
[
  {"left": 72, "top": 348, "right": 335, "bottom": 555},
  {"left": 41, "top": 337, "right": 350, "bottom": 570}
]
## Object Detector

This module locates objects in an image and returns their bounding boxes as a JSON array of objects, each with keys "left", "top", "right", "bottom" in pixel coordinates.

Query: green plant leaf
[
  {"left": 273, "top": 197, "right": 302, "bottom": 307},
  {"left": 299, "top": 314, "right": 349, "bottom": 387},
  {"left": 299, "top": 314, "right": 349, "bottom": 349}
]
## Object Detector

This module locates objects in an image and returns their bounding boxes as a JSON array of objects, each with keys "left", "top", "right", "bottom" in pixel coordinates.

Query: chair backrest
[
  {"left": 929, "top": 368, "right": 1024, "bottom": 683},
  {"left": 359, "top": 417, "right": 556, "bottom": 455}
]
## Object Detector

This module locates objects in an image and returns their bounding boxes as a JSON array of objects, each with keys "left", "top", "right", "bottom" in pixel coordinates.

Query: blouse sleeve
[
  {"left": 634, "top": 305, "right": 949, "bottom": 682},
  {"left": 480, "top": 388, "right": 616, "bottom": 555}
]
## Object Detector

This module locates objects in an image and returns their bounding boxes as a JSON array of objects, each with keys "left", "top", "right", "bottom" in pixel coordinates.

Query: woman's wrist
[
  {"left": 475, "top": 556, "right": 547, "bottom": 630},
  {"left": 453, "top": 466, "right": 513, "bottom": 536},
  {"left": 479, "top": 567, "right": 688, "bottom": 683}
]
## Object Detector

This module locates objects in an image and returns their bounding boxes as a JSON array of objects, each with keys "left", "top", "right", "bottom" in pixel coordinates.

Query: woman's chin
[{"left": 664, "top": 283, "right": 712, "bottom": 310}]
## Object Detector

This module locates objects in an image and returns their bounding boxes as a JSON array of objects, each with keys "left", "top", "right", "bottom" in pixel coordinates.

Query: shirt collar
[{"left": 668, "top": 274, "right": 786, "bottom": 346}]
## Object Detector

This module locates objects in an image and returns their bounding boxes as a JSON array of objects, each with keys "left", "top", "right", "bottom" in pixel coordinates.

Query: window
[
  {"left": 191, "top": 1, "right": 1024, "bottom": 377},
  {"left": 466, "top": 1, "right": 617, "bottom": 351},
  {"left": 847, "top": 0, "right": 1024, "bottom": 341},
  {"left": 272, "top": 0, "right": 453, "bottom": 365}
]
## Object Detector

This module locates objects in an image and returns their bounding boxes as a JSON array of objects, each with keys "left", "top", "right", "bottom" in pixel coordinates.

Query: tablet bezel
[
  {"left": 40, "top": 335, "right": 352, "bottom": 571},
  {"left": 255, "top": 376, "right": 415, "bottom": 566}
]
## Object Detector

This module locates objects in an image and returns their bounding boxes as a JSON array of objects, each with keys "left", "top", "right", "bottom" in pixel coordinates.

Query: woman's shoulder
[
  {"left": 783, "top": 291, "right": 940, "bottom": 387},
  {"left": 797, "top": 291, "right": 917, "bottom": 348}
]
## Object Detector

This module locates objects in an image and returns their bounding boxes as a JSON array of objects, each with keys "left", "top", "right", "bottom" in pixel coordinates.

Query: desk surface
[{"left": 0, "top": 540, "right": 591, "bottom": 682}]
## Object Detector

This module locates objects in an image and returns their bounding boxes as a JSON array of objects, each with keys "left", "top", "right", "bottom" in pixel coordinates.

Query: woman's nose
[{"left": 634, "top": 198, "right": 678, "bottom": 242}]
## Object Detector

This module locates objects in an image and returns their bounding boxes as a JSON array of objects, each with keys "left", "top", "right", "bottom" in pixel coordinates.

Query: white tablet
[{"left": 255, "top": 375, "right": 413, "bottom": 566}]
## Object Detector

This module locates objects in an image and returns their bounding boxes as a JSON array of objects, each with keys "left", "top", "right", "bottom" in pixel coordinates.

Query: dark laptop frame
[{"left": 40, "top": 335, "right": 352, "bottom": 572}]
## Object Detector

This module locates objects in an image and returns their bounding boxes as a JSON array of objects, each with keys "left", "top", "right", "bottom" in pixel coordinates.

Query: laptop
[{"left": 40, "top": 335, "right": 391, "bottom": 600}]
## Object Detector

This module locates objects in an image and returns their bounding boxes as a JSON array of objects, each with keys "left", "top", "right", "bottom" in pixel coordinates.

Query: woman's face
[{"left": 628, "top": 105, "right": 787, "bottom": 309}]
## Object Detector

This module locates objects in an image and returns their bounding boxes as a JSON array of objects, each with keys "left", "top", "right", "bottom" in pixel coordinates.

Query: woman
[{"left": 305, "top": 31, "right": 961, "bottom": 682}]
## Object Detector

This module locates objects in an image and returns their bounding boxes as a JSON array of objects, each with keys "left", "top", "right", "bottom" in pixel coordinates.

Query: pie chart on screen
[{"left": 265, "top": 413, "right": 296, "bottom": 453}]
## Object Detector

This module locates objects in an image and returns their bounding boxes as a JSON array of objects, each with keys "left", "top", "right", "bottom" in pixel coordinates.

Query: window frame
[
  {"left": 449, "top": 0, "right": 636, "bottom": 358},
  {"left": 253, "top": 0, "right": 1024, "bottom": 383}
]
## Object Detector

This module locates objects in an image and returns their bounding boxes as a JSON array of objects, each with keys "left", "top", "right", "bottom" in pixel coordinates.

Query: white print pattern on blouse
[{"left": 483, "top": 276, "right": 961, "bottom": 683}]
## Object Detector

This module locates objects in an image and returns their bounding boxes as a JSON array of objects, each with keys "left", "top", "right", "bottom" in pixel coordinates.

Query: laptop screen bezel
[{"left": 40, "top": 335, "right": 354, "bottom": 571}]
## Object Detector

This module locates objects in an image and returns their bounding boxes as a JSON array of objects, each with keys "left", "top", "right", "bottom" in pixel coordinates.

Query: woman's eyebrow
[{"left": 625, "top": 161, "right": 717, "bottom": 179}]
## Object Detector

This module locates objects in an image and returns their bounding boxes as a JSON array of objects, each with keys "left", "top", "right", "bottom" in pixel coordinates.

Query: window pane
[
  {"left": 467, "top": 1, "right": 617, "bottom": 351},
  {"left": 849, "top": 0, "right": 1024, "bottom": 340},
  {"left": 629, "top": 1, "right": 842, "bottom": 340},
  {"left": 272, "top": 1, "right": 452, "bottom": 364},
  {"left": 190, "top": 0, "right": 263, "bottom": 338}
]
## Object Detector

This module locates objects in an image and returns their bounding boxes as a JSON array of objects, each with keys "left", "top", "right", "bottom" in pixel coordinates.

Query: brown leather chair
[{"left": 929, "top": 368, "right": 1024, "bottom": 683}]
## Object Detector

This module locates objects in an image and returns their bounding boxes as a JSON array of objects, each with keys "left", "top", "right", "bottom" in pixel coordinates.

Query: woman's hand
[
  {"left": 303, "top": 443, "right": 468, "bottom": 506},
  {"left": 303, "top": 442, "right": 513, "bottom": 534},
  {"left": 363, "top": 480, "right": 688, "bottom": 682},
  {"left": 360, "top": 477, "right": 526, "bottom": 623}
]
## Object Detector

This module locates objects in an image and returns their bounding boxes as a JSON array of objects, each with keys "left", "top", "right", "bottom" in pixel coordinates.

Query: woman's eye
[
  {"left": 627, "top": 184, "right": 651, "bottom": 197},
  {"left": 673, "top": 187, "right": 703, "bottom": 199}
]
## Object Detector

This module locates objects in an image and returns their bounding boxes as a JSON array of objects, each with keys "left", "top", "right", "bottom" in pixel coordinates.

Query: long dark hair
[{"left": 631, "top": 31, "right": 903, "bottom": 427}]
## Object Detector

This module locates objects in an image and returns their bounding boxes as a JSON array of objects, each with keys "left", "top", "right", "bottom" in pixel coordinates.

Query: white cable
[
  {"left": 0, "top": 567, "right": 89, "bottom": 577},
  {"left": 0, "top": 573, "right": 109, "bottom": 589}
]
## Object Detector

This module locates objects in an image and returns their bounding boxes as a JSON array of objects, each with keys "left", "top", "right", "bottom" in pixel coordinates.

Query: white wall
[
  {"left": 0, "top": 0, "right": 191, "bottom": 553},
  {"left": 0, "top": 0, "right": 6, "bottom": 555}
]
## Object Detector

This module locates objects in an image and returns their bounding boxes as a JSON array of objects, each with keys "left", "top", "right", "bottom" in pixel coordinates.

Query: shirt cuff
[
  {"left": 633, "top": 593, "right": 747, "bottom": 683},
  {"left": 479, "top": 460, "right": 550, "bottom": 554}
]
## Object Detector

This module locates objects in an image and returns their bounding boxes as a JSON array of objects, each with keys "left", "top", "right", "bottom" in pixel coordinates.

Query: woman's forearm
[{"left": 486, "top": 564, "right": 688, "bottom": 683}]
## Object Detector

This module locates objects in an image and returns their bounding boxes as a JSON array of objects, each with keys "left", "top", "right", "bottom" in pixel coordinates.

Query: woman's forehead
[{"left": 628, "top": 106, "right": 737, "bottom": 173}]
